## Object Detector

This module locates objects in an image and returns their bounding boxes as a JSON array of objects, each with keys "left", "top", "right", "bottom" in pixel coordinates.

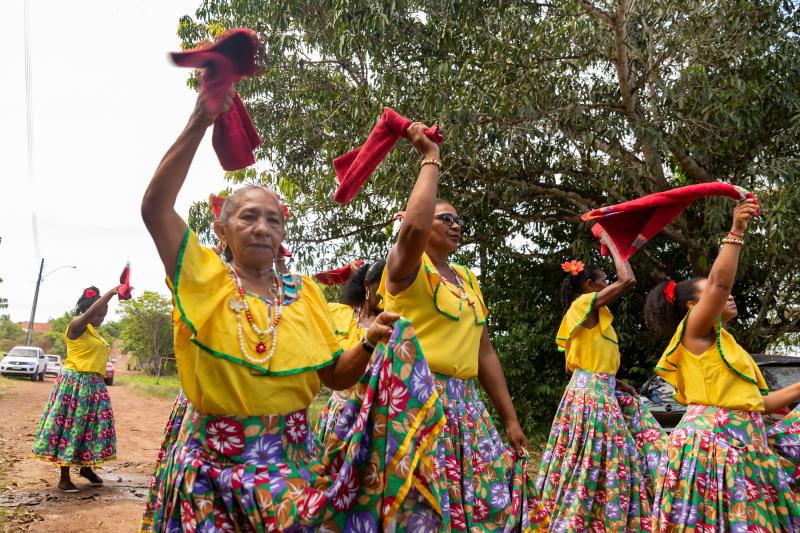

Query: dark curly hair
[
  {"left": 644, "top": 277, "right": 703, "bottom": 337},
  {"left": 75, "top": 286, "right": 101, "bottom": 315},
  {"left": 341, "top": 259, "right": 386, "bottom": 308},
  {"left": 560, "top": 265, "right": 604, "bottom": 312}
]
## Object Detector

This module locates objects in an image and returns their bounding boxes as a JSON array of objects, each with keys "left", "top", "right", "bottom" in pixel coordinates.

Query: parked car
[
  {"left": 639, "top": 353, "right": 800, "bottom": 432},
  {"left": 105, "top": 359, "right": 115, "bottom": 386},
  {"left": 44, "top": 354, "right": 63, "bottom": 376},
  {"left": 0, "top": 346, "right": 47, "bottom": 381}
]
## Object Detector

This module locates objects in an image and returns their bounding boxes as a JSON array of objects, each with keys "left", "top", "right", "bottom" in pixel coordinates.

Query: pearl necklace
[{"left": 225, "top": 263, "right": 285, "bottom": 365}]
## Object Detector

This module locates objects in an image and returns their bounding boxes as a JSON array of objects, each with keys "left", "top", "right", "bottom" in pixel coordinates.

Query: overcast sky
[{"left": 1, "top": 1, "right": 229, "bottom": 324}]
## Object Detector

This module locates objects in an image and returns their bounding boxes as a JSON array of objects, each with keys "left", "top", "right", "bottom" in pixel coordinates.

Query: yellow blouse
[
  {"left": 655, "top": 317, "right": 768, "bottom": 412},
  {"left": 555, "top": 292, "right": 620, "bottom": 375},
  {"left": 63, "top": 323, "right": 110, "bottom": 375},
  {"left": 328, "top": 303, "right": 365, "bottom": 350},
  {"left": 378, "top": 253, "right": 488, "bottom": 379},
  {"left": 169, "top": 230, "right": 342, "bottom": 416}
]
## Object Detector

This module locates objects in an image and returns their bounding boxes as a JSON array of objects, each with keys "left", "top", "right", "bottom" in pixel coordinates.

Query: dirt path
[{"left": 0, "top": 358, "right": 174, "bottom": 532}]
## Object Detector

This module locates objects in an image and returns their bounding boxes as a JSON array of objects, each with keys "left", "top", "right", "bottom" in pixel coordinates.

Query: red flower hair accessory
[
  {"left": 83, "top": 288, "right": 98, "bottom": 299},
  {"left": 209, "top": 194, "right": 225, "bottom": 220},
  {"left": 561, "top": 260, "right": 585, "bottom": 276},
  {"left": 663, "top": 279, "right": 676, "bottom": 305}
]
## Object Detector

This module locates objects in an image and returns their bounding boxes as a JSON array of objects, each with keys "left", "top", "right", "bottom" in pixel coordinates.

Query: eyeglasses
[{"left": 435, "top": 213, "right": 466, "bottom": 228}]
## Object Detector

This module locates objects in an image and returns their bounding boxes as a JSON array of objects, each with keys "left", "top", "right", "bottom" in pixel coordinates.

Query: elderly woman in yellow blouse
[
  {"left": 536, "top": 234, "right": 665, "bottom": 532},
  {"left": 378, "top": 123, "right": 548, "bottom": 531},
  {"left": 644, "top": 198, "right": 800, "bottom": 530},
  {"left": 316, "top": 259, "right": 385, "bottom": 446},
  {"left": 32, "top": 285, "right": 121, "bottom": 492},
  {"left": 139, "top": 90, "right": 448, "bottom": 532}
]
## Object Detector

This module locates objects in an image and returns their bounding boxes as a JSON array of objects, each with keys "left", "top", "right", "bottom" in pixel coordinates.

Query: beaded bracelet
[
  {"left": 721, "top": 236, "right": 744, "bottom": 246},
  {"left": 421, "top": 159, "right": 441, "bottom": 168}
]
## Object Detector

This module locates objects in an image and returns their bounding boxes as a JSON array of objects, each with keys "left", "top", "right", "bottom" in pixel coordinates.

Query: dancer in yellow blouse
[
  {"left": 644, "top": 198, "right": 800, "bottom": 530},
  {"left": 139, "top": 88, "right": 446, "bottom": 532},
  {"left": 316, "top": 260, "right": 385, "bottom": 446},
  {"left": 379, "top": 123, "right": 548, "bottom": 531}
]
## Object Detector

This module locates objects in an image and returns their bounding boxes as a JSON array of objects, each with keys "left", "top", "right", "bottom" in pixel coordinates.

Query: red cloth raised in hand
[
  {"left": 314, "top": 260, "right": 365, "bottom": 286},
  {"left": 118, "top": 263, "right": 132, "bottom": 301},
  {"left": 582, "top": 182, "right": 758, "bottom": 261},
  {"left": 333, "top": 108, "right": 443, "bottom": 204},
  {"left": 171, "top": 28, "right": 262, "bottom": 171}
]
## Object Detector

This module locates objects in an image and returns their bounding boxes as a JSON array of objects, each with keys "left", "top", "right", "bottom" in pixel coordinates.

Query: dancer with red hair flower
[
  {"left": 32, "top": 284, "right": 123, "bottom": 492},
  {"left": 537, "top": 231, "right": 664, "bottom": 531}
]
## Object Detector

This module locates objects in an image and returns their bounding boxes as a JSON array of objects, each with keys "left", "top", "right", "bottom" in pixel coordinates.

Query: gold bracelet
[
  {"left": 421, "top": 159, "right": 441, "bottom": 168},
  {"left": 721, "top": 237, "right": 744, "bottom": 246}
]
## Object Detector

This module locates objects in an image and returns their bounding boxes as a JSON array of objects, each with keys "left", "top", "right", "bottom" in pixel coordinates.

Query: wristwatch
[{"left": 361, "top": 338, "right": 376, "bottom": 354}]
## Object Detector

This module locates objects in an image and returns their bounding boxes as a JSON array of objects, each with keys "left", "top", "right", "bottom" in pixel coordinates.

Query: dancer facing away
[
  {"left": 537, "top": 234, "right": 664, "bottom": 531},
  {"left": 315, "top": 259, "right": 385, "bottom": 447},
  {"left": 645, "top": 198, "right": 800, "bottom": 531},
  {"left": 32, "top": 285, "right": 121, "bottom": 492},
  {"left": 139, "top": 88, "right": 451, "bottom": 531},
  {"left": 379, "top": 123, "right": 548, "bottom": 531}
]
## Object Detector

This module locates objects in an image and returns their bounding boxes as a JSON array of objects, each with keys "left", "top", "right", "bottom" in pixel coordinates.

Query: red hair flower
[
  {"left": 83, "top": 288, "right": 98, "bottom": 299},
  {"left": 209, "top": 194, "right": 225, "bottom": 220},
  {"left": 663, "top": 279, "right": 676, "bottom": 305},
  {"left": 561, "top": 260, "right": 585, "bottom": 276}
]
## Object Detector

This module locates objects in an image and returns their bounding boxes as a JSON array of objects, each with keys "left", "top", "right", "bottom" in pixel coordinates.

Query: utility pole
[{"left": 25, "top": 258, "right": 44, "bottom": 346}]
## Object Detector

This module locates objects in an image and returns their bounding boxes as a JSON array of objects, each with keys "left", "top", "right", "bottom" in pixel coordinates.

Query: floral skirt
[
  {"left": 140, "top": 389, "right": 190, "bottom": 531},
  {"left": 768, "top": 406, "right": 800, "bottom": 487},
  {"left": 536, "top": 369, "right": 663, "bottom": 532},
  {"left": 143, "top": 318, "right": 445, "bottom": 532},
  {"left": 314, "top": 389, "right": 349, "bottom": 448},
  {"left": 390, "top": 374, "right": 550, "bottom": 532},
  {"left": 652, "top": 404, "right": 800, "bottom": 531},
  {"left": 31, "top": 369, "right": 116, "bottom": 466}
]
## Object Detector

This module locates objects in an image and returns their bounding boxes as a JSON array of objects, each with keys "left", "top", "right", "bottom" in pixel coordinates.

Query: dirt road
[{"left": 0, "top": 369, "right": 174, "bottom": 532}]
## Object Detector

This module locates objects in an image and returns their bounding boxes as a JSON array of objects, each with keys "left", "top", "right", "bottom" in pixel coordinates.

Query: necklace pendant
[
  {"left": 229, "top": 299, "right": 244, "bottom": 312},
  {"left": 255, "top": 341, "right": 267, "bottom": 354}
]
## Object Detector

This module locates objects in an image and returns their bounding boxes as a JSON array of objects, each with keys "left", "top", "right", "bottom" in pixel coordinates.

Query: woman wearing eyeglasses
[{"left": 378, "top": 123, "right": 547, "bottom": 531}]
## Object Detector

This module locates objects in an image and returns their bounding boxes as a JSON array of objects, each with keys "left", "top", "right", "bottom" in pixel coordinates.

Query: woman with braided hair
[
  {"left": 536, "top": 231, "right": 664, "bottom": 531},
  {"left": 32, "top": 285, "right": 122, "bottom": 492}
]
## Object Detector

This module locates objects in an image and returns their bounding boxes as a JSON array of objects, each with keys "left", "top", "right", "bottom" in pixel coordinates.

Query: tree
[
  {"left": 178, "top": 0, "right": 800, "bottom": 433},
  {"left": 118, "top": 292, "right": 174, "bottom": 375},
  {"left": 0, "top": 315, "right": 25, "bottom": 353}
]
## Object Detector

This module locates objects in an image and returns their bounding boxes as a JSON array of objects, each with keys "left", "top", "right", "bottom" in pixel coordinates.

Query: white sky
[{"left": 1, "top": 1, "right": 228, "bottom": 324}]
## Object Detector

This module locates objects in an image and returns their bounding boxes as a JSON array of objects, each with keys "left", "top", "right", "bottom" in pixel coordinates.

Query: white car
[
  {"left": 0, "top": 346, "right": 47, "bottom": 381},
  {"left": 45, "top": 355, "right": 63, "bottom": 376}
]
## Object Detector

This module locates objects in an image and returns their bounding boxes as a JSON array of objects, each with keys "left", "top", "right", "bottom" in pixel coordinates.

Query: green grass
[{"left": 115, "top": 373, "right": 182, "bottom": 400}]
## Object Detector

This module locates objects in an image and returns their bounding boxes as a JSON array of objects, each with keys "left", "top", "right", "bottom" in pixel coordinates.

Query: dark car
[{"left": 638, "top": 354, "right": 800, "bottom": 433}]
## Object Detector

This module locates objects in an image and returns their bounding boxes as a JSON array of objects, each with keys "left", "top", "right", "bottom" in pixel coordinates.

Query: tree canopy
[
  {"left": 118, "top": 292, "right": 174, "bottom": 375},
  {"left": 179, "top": 0, "right": 800, "bottom": 433}
]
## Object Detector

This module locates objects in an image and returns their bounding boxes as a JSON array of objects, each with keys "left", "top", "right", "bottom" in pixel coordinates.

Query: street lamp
[{"left": 25, "top": 260, "right": 77, "bottom": 346}]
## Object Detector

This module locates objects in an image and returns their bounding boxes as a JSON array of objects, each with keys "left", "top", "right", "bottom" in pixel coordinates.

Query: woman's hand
[
  {"left": 406, "top": 122, "right": 440, "bottom": 160},
  {"left": 731, "top": 198, "right": 758, "bottom": 235},
  {"left": 616, "top": 379, "right": 638, "bottom": 396},
  {"left": 505, "top": 421, "right": 529, "bottom": 457},
  {"left": 189, "top": 86, "right": 236, "bottom": 129},
  {"left": 599, "top": 231, "right": 613, "bottom": 247},
  {"left": 365, "top": 312, "right": 401, "bottom": 346}
]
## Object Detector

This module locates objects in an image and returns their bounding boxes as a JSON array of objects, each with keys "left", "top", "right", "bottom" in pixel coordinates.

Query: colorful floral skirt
[
  {"left": 768, "top": 406, "right": 800, "bottom": 487},
  {"left": 31, "top": 369, "right": 116, "bottom": 466},
  {"left": 143, "top": 318, "right": 445, "bottom": 532},
  {"left": 536, "top": 369, "right": 662, "bottom": 532},
  {"left": 652, "top": 404, "right": 800, "bottom": 531},
  {"left": 314, "top": 389, "right": 349, "bottom": 448},
  {"left": 140, "top": 389, "right": 189, "bottom": 531}
]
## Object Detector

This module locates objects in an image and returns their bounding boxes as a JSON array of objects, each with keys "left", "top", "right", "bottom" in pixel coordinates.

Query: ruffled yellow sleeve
[
  {"left": 328, "top": 302, "right": 363, "bottom": 350},
  {"left": 555, "top": 292, "right": 595, "bottom": 352}
]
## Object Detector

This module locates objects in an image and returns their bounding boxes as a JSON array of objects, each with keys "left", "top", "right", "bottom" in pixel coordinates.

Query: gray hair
[{"left": 219, "top": 185, "right": 283, "bottom": 225}]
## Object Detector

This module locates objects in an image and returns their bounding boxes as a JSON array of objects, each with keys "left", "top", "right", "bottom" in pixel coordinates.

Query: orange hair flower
[{"left": 561, "top": 260, "right": 585, "bottom": 276}]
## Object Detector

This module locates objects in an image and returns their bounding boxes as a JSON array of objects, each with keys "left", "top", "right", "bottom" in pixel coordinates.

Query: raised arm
[
  {"left": 384, "top": 124, "right": 441, "bottom": 295},
  {"left": 592, "top": 232, "right": 636, "bottom": 309},
  {"left": 685, "top": 199, "right": 757, "bottom": 340},
  {"left": 67, "top": 286, "right": 119, "bottom": 340},
  {"left": 141, "top": 89, "right": 234, "bottom": 278},
  {"left": 764, "top": 383, "right": 800, "bottom": 413}
]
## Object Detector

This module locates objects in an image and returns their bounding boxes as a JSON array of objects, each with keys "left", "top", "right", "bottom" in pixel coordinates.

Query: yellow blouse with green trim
[
  {"left": 168, "top": 230, "right": 342, "bottom": 416},
  {"left": 328, "top": 303, "right": 365, "bottom": 350},
  {"left": 63, "top": 323, "right": 110, "bottom": 375},
  {"left": 556, "top": 292, "right": 620, "bottom": 375},
  {"left": 655, "top": 317, "right": 768, "bottom": 412},
  {"left": 378, "top": 253, "right": 487, "bottom": 379}
]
